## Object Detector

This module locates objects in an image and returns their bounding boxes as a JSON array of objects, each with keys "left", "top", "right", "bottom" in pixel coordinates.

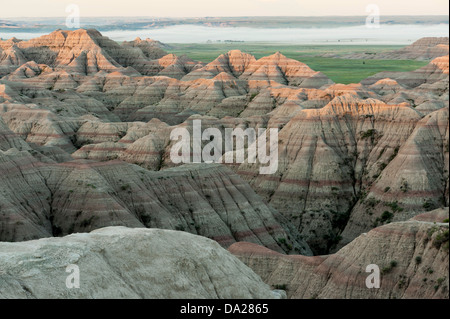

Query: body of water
[{"left": 1, "top": 24, "right": 448, "bottom": 44}]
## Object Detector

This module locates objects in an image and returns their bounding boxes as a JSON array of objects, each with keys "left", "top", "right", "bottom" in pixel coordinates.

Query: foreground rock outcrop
[{"left": 0, "top": 226, "right": 278, "bottom": 298}]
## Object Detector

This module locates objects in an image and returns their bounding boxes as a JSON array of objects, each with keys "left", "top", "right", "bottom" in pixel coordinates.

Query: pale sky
[{"left": 0, "top": 0, "right": 448, "bottom": 18}]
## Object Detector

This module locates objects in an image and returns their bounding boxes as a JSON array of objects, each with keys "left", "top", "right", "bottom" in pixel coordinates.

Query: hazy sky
[{"left": 0, "top": 0, "right": 448, "bottom": 18}]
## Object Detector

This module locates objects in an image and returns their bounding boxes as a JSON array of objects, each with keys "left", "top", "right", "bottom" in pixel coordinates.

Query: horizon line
[{"left": 2, "top": 14, "right": 449, "bottom": 19}]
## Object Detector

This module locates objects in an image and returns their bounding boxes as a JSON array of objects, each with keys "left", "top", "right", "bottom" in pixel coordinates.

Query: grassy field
[
  {"left": 293, "top": 57, "right": 428, "bottom": 84},
  {"left": 167, "top": 43, "right": 428, "bottom": 84}
]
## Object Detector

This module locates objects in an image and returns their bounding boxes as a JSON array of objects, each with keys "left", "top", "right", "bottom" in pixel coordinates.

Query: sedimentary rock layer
[
  {"left": 230, "top": 209, "right": 449, "bottom": 299},
  {"left": 0, "top": 146, "right": 311, "bottom": 254}
]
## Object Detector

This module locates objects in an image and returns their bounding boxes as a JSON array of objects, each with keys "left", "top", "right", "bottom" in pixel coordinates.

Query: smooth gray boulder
[{"left": 0, "top": 226, "right": 278, "bottom": 299}]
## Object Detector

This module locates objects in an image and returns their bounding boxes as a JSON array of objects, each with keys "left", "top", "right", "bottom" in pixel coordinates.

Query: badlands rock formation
[
  {"left": 0, "top": 28, "right": 448, "bottom": 269},
  {"left": 0, "top": 226, "right": 279, "bottom": 298},
  {"left": 0, "top": 147, "right": 311, "bottom": 254},
  {"left": 230, "top": 208, "right": 449, "bottom": 299},
  {"left": 325, "top": 37, "right": 449, "bottom": 60},
  {"left": 362, "top": 55, "right": 449, "bottom": 88}
]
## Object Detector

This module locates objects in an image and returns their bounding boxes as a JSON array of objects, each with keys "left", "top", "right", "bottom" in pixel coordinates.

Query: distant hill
[{"left": 320, "top": 37, "right": 449, "bottom": 61}]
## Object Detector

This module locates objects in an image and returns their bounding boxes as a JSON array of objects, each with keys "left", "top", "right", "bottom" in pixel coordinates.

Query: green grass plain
[
  {"left": 294, "top": 57, "right": 428, "bottom": 84},
  {"left": 167, "top": 43, "right": 428, "bottom": 84}
]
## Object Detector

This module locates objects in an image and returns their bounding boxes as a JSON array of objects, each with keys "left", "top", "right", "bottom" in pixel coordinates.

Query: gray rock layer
[{"left": 0, "top": 226, "right": 277, "bottom": 299}]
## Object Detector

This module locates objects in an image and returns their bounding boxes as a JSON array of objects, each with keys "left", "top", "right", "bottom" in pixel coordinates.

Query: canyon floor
[{"left": 0, "top": 29, "right": 448, "bottom": 299}]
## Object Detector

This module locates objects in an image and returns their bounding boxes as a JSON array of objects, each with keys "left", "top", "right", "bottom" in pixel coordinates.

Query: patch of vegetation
[
  {"left": 387, "top": 146, "right": 400, "bottom": 163},
  {"left": 384, "top": 187, "right": 390, "bottom": 193},
  {"left": 415, "top": 256, "right": 422, "bottom": 264},
  {"left": 359, "top": 189, "right": 368, "bottom": 201},
  {"left": 281, "top": 57, "right": 427, "bottom": 84},
  {"left": 120, "top": 184, "right": 130, "bottom": 191},
  {"left": 398, "top": 274, "right": 407, "bottom": 289},
  {"left": 399, "top": 179, "right": 409, "bottom": 193},
  {"left": 377, "top": 147, "right": 386, "bottom": 160},
  {"left": 249, "top": 92, "right": 258, "bottom": 102},
  {"left": 360, "top": 129, "right": 376, "bottom": 140},
  {"left": 384, "top": 201, "right": 404, "bottom": 213},
  {"left": 372, "top": 210, "right": 394, "bottom": 227},
  {"left": 80, "top": 216, "right": 95, "bottom": 229},
  {"left": 365, "top": 197, "right": 380, "bottom": 208},
  {"left": 276, "top": 236, "right": 294, "bottom": 252},
  {"left": 380, "top": 211, "right": 393, "bottom": 223},
  {"left": 381, "top": 260, "right": 398, "bottom": 274},
  {"left": 331, "top": 210, "right": 351, "bottom": 230},
  {"left": 422, "top": 199, "right": 437, "bottom": 211},
  {"left": 427, "top": 226, "right": 439, "bottom": 238},
  {"left": 433, "top": 229, "right": 449, "bottom": 249}
]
